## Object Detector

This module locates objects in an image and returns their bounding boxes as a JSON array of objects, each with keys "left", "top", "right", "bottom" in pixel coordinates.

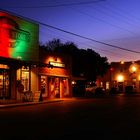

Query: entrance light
[
  {"left": 120, "top": 61, "right": 124, "bottom": 64},
  {"left": 132, "top": 66, "right": 136, "bottom": 72},
  {"left": 117, "top": 74, "right": 124, "bottom": 82},
  {"left": 129, "top": 63, "right": 139, "bottom": 73}
]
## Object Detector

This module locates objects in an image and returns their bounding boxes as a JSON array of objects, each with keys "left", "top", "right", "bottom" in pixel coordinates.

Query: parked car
[
  {"left": 85, "top": 86, "right": 97, "bottom": 97},
  {"left": 95, "top": 87, "right": 105, "bottom": 96},
  {"left": 109, "top": 87, "right": 118, "bottom": 94},
  {"left": 125, "top": 86, "right": 134, "bottom": 94},
  {"left": 85, "top": 86, "right": 97, "bottom": 93}
]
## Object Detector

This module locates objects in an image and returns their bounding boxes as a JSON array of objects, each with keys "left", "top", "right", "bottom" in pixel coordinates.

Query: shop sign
[
  {"left": 49, "top": 61, "right": 65, "bottom": 68},
  {"left": 0, "top": 11, "right": 39, "bottom": 61}
]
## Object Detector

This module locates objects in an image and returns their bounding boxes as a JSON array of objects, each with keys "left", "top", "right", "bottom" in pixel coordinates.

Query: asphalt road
[{"left": 1, "top": 95, "right": 140, "bottom": 140}]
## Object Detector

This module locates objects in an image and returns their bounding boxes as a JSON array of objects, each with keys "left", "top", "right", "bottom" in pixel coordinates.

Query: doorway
[
  {"left": 0, "top": 69, "right": 10, "bottom": 98},
  {"left": 118, "top": 82, "right": 123, "bottom": 93},
  {"left": 48, "top": 77, "right": 60, "bottom": 98}
]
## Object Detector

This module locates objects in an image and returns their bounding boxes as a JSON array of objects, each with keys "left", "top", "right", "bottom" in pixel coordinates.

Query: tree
[
  {"left": 44, "top": 38, "right": 63, "bottom": 51},
  {"left": 74, "top": 48, "right": 109, "bottom": 81},
  {"left": 40, "top": 38, "right": 109, "bottom": 82}
]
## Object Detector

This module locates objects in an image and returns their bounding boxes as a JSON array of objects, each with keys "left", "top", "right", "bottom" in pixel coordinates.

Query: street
[{"left": 1, "top": 95, "right": 140, "bottom": 139}]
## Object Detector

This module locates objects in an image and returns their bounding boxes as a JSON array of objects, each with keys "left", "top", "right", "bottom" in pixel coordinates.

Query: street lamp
[{"left": 117, "top": 74, "right": 124, "bottom": 82}]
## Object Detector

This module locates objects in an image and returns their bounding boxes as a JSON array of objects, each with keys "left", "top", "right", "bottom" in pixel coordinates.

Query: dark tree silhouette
[{"left": 40, "top": 38, "right": 109, "bottom": 82}]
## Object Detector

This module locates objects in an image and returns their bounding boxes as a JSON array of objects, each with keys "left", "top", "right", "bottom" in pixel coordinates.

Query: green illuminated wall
[{"left": 0, "top": 11, "right": 39, "bottom": 61}]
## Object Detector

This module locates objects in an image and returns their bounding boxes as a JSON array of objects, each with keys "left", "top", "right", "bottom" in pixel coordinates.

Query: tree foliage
[{"left": 40, "top": 38, "right": 109, "bottom": 81}]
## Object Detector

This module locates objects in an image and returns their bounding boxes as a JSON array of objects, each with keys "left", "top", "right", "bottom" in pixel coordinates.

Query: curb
[{"left": 0, "top": 99, "right": 63, "bottom": 108}]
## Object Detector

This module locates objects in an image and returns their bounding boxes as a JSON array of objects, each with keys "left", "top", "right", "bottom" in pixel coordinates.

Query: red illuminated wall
[{"left": 0, "top": 11, "right": 39, "bottom": 61}]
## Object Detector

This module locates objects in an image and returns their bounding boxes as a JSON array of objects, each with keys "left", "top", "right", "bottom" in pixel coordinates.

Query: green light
[{"left": 0, "top": 11, "right": 39, "bottom": 61}]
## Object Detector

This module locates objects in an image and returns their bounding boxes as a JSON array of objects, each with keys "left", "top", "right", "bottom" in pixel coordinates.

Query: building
[
  {"left": 97, "top": 61, "right": 140, "bottom": 93},
  {"left": 0, "top": 10, "right": 72, "bottom": 102},
  {"left": 0, "top": 10, "right": 40, "bottom": 101},
  {"left": 39, "top": 48, "right": 72, "bottom": 100}
]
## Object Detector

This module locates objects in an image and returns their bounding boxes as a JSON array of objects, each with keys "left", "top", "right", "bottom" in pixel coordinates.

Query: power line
[
  {"left": 104, "top": 2, "right": 140, "bottom": 23},
  {"left": 1, "top": 0, "right": 105, "bottom": 8},
  {"left": 1, "top": 8, "right": 140, "bottom": 54},
  {"left": 41, "top": 28, "right": 136, "bottom": 61},
  {"left": 87, "top": 5, "right": 136, "bottom": 28},
  {"left": 96, "top": 3, "right": 139, "bottom": 26},
  {"left": 69, "top": 7, "right": 137, "bottom": 36},
  {"left": 40, "top": 23, "right": 140, "bottom": 54}
]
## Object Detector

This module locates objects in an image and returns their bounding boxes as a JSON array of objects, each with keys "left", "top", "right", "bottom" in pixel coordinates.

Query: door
[
  {"left": 118, "top": 82, "right": 123, "bottom": 93},
  {"left": 0, "top": 69, "right": 10, "bottom": 98},
  {"left": 48, "top": 77, "right": 60, "bottom": 98}
]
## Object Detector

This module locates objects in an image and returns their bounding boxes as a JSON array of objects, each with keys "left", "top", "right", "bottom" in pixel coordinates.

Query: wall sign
[
  {"left": 0, "top": 11, "right": 39, "bottom": 61},
  {"left": 49, "top": 61, "right": 65, "bottom": 68}
]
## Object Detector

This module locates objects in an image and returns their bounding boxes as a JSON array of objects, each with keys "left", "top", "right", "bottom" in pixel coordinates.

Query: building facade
[
  {"left": 97, "top": 61, "right": 140, "bottom": 93},
  {"left": 0, "top": 10, "right": 40, "bottom": 100},
  {"left": 39, "top": 48, "right": 72, "bottom": 100},
  {"left": 0, "top": 10, "right": 72, "bottom": 101}
]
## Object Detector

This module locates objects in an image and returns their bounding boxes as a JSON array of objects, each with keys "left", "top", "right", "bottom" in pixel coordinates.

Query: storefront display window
[
  {"left": 21, "top": 66, "right": 30, "bottom": 92},
  {"left": 48, "top": 77, "right": 69, "bottom": 98},
  {"left": 61, "top": 78, "right": 69, "bottom": 97},
  {"left": 41, "top": 76, "right": 46, "bottom": 94},
  {"left": 49, "top": 77, "right": 60, "bottom": 98},
  {"left": 0, "top": 68, "right": 10, "bottom": 98}
]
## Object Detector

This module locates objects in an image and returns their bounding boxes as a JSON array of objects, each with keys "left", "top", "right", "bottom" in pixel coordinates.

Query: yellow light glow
[
  {"left": 120, "top": 61, "right": 124, "bottom": 64},
  {"left": 138, "top": 75, "right": 140, "bottom": 81},
  {"left": 132, "top": 66, "right": 136, "bottom": 72},
  {"left": 117, "top": 75, "right": 124, "bottom": 82},
  {"left": 72, "top": 81, "right": 76, "bottom": 85},
  {"left": 129, "top": 63, "right": 139, "bottom": 73}
]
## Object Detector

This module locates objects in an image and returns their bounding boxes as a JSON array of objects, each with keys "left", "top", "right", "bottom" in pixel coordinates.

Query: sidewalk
[
  {"left": 0, "top": 99, "right": 63, "bottom": 108},
  {"left": 1, "top": 94, "right": 140, "bottom": 108}
]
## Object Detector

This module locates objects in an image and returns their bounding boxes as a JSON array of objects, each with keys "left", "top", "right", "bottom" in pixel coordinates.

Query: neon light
[{"left": 0, "top": 11, "right": 39, "bottom": 61}]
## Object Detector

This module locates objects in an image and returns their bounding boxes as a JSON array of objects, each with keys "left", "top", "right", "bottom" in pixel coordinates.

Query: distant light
[
  {"left": 129, "top": 63, "right": 139, "bottom": 73},
  {"left": 120, "top": 61, "right": 124, "bottom": 64},
  {"left": 72, "top": 81, "right": 76, "bottom": 85},
  {"left": 132, "top": 66, "right": 136, "bottom": 72},
  {"left": 138, "top": 75, "right": 140, "bottom": 81},
  {"left": 110, "top": 67, "right": 114, "bottom": 71},
  {"left": 117, "top": 75, "right": 124, "bottom": 82}
]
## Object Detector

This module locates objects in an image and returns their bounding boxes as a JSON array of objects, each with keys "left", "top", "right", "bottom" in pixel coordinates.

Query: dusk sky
[{"left": 1, "top": 0, "right": 140, "bottom": 62}]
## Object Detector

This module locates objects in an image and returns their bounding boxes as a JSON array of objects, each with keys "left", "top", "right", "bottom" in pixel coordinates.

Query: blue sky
[{"left": 1, "top": 0, "right": 140, "bottom": 62}]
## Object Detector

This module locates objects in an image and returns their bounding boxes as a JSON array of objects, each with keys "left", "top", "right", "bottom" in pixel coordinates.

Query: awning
[{"left": 0, "top": 57, "right": 52, "bottom": 68}]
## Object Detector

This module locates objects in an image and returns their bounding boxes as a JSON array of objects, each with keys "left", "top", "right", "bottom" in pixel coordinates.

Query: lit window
[
  {"left": 106, "top": 82, "right": 109, "bottom": 89},
  {"left": 100, "top": 82, "right": 103, "bottom": 87},
  {"left": 21, "top": 66, "right": 30, "bottom": 91}
]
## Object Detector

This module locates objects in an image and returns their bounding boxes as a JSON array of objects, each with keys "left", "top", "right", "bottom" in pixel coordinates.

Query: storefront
[
  {"left": 39, "top": 49, "right": 72, "bottom": 99},
  {"left": 0, "top": 10, "right": 73, "bottom": 102},
  {"left": 0, "top": 64, "right": 10, "bottom": 99},
  {"left": 0, "top": 10, "right": 39, "bottom": 100},
  {"left": 40, "top": 75, "right": 70, "bottom": 99},
  {"left": 97, "top": 61, "right": 140, "bottom": 94}
]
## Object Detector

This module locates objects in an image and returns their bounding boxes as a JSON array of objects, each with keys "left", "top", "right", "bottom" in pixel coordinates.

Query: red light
[{"left": 110, "top": 67, "right": 114, "bottom": 71}]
